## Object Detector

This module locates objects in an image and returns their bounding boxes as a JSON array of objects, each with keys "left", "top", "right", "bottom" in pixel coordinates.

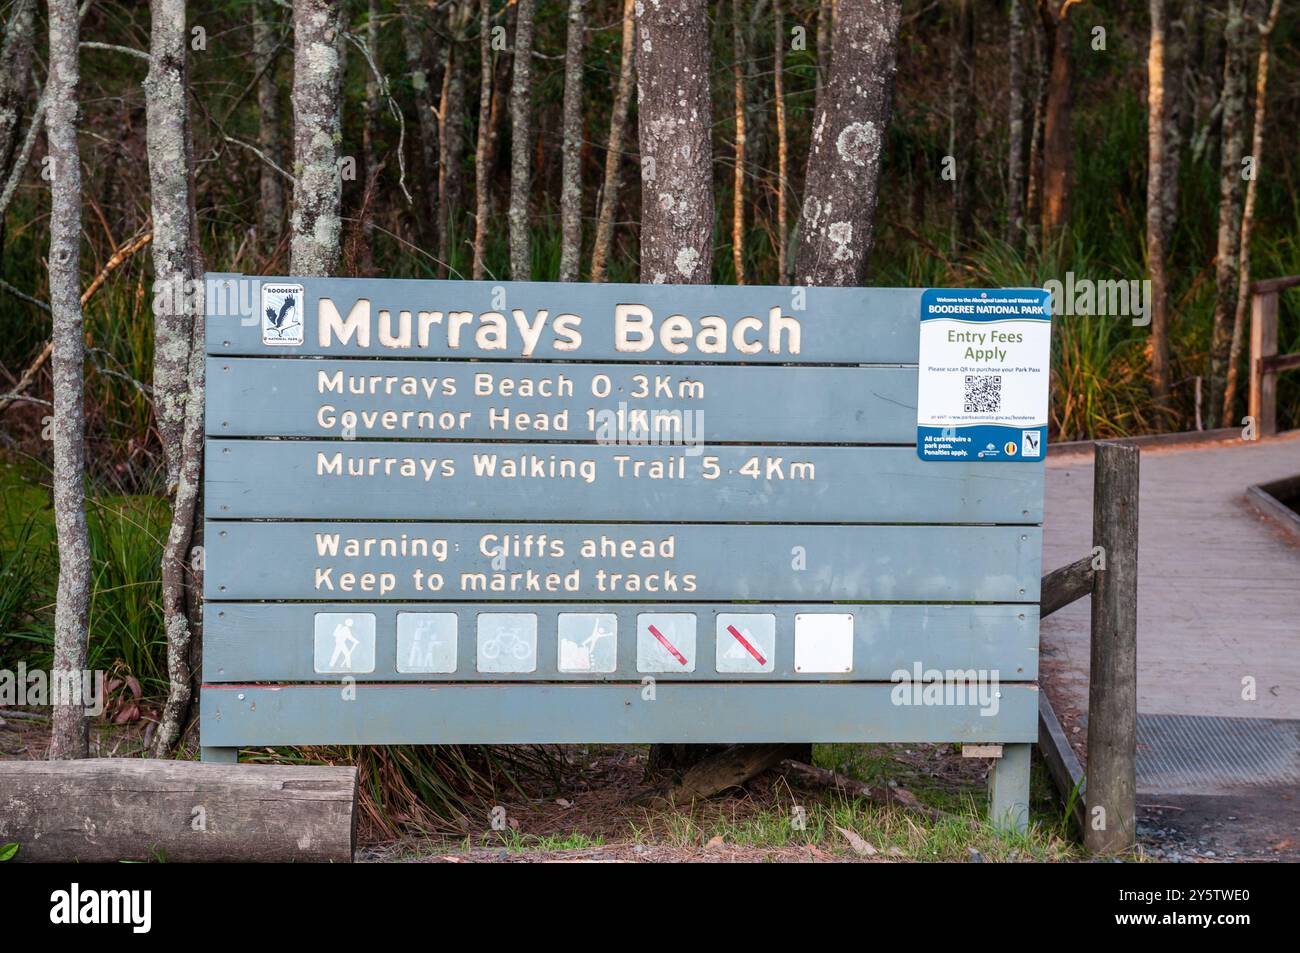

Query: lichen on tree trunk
[
  {"left": 145, "top": 0, "right": 206, "bottom": 758},
  {"left": 472, "top": 0, "right": 493, "bottom": 279},
  {"left": 290, "top": 0, "right": 344, "bottom": 277},
  {"left": 795, "top": 0, "right": 901, "bottom": 286},
  {"left": 558, "top": 0, "right": 585, "bottom": 283},
  {"left": 508, "top": 0, "right": 537, "bottom": 280},
  {"left": 635, "top": 0, "right": 713, "bottom": 285}
]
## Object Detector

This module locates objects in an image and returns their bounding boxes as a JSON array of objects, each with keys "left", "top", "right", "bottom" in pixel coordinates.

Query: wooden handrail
[
  {"left": 1249, "top": 278, "right": 1300, "bottom": 436},
  {"left": 1251, "top": 274, "right": 1300, "bottom": 295}
]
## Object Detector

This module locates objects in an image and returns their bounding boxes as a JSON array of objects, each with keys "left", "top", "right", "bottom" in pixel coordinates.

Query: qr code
[{"left": 964, "top": 374, "right": 1002, "bottom": 414}]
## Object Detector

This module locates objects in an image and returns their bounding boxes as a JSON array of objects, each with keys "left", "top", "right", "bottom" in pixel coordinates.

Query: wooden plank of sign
[
  {"left": 200, "top": 682, "right": 1040, "bottom": 746},
  {"left": 203, "top": 522, "right": 1042, "bottom": 602},
  {"left": 207, "top": 358, "right": 920, "bottom": 443},
  {"left": 206, "top": 441, "right": 1045, "bottom": 524},
  {"left": 204, "top": 274, "right": 923, "bottom": 363},
  {"left": 202, "top": 602, "right": 1040, "bottom": 682}
]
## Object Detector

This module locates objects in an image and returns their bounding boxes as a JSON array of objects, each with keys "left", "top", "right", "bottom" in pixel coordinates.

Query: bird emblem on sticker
[{"left": 261, "top": 283, "right": 304, "bottom": 345}]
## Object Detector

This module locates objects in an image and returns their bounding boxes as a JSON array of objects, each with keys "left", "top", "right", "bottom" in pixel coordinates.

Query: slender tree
[
  {"left": 796, "top": 0, "right": 902, "bottom": 286},
  {"left": 1025, "top": 2, "right": 1049, "bottom": 251},
  {"left": 438, "top": 15, "right": 467, "bottom": 278},
  {"left": 401, "top": 0, "right": 441, "bottom": 244},
  {"left": 1147, "top": 0, "right": 1173, "bottom": 401},
  {"left": 290, "top": 0, "right": 345, "bottom": 276},
  {"left": 508, "top": 0, "right": 536, "bottom": 279},
  {"left": 590, "top": 0, "right": 635, "bottom": 283},
  {"left": 814, "top": 0, "right": 833, "bottom": 116},
  {"left": 0, "top": 0, "right": 37, "bottom": 196},
  {"left": 636, "top": 0, "right": 713, "bottom": 284},
  {"left": 146, "top": 0, "right": 206, "bottom": 756},
  {"left": 1223, "top": 0, "right": 1282, "bottom": 422},
  {"left": 950, "top": 0, "right": 976, "bottom": 242},
  {"left": 731, "top": 0, "right": 747, "bottom": 284},
  {"left": 558, "top": 0, "right": 585, "bottom": 282},
  {"left": 254, "top": 2, "right": 285, "bottom": 246},
  {"left": 47, "top": 0, "right": 91, "bottom": 761},
  {"left": 1207, "top": 0, "right": 1251, "bottom": 427},
  {"left": 472, "top": 0, "right": 493, "bottom": 278},
  {"left": 1007, "top": 0, "right": 1027, "bottom": 245},
  {"left": 1039, "top": 0, "right": 1077, "bottom": 244},
  {"left": 774, "top": 0, "right": 789, "bottom": 282},
  {"left": 364, "top": 0, "right": 381, "bottom": 187}
]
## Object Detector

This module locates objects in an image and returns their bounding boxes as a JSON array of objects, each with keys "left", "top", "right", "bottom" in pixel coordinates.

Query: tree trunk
[
  {"left": 508, "top": 0, "right": 536, "bottom": 279},
  {"left": 47, "top": 0, "right": 90, "bottom": 762},
  {"left": 486, "top": 0, "right": 515, "bottom": 180},
  {"left": 774, "top": 0, "right": 788, "bottom": 282},
  {"left": 0, "top": 87, "right": 46, "bottom": 228},
  {"left": 1039, "top": 0, "right": 1074, "bottom": 244},
  {"left": 290, "top": 0, "right": 344, "bottom": 276},
  {"left": 146, "top": 0, "right": 205, "bottom": 758},
  {"left": 1207, "top": 0, "right": 1250, "bottom": 428},
  {"left": 254, "top": 2, "right": 285, "bottom": 247},
  {"left": 590, "top": 0, "right": 635, "bottom": 283},
  {"left": 731, "top": 0, "right": 747, "bottom": 284},
  {"left": 1007, "top": 0, "right": 1026, "bottom": 245},
  {"left": 1223, "top": 0, "right": 1281, "bottom": 425},
  {"left": 795, "top": 0, "right": 902, "bottom": 286},
  {"left": 401, "top": 0, "right": 442, "bottom": 249},
  {"left": 0, "top": 0, "right": 36, "bottom": 193},
  {"left": 636, "top": 0, "right": 713, "bottom": 774},
  {"left": 814, "top": 0, "right": 833, "bottom": 116},
  {"left": 1025, "top": 2, "right": 1049, "bottom": 253},
  {"left": 950, "top": 0, "right": 976, "bottom": 244},
  {"left": 635, "top": 0, "right": 713, "bottom": 284},
  {"left": 1147, "top": 0, "right": 1173, "bottom": 402},
  {"left": 363, "top": 0, "right": 380, "bottom": 189},
  {"left": 438, "top": 14, "right": 468, "bottom": 278},
  {"left": 558, "top": 0, "right": 585, "bottom": 282},
  {"left": 472, "top": 0, "right": 493, "bottom": 279}
]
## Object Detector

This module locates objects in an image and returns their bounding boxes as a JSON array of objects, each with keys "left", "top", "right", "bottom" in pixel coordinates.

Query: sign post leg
[
  {"left": 201, "top": 747, "right": 239, "bottom": 764},
  {"left": 989, "top": 742, "right": 1030, "bottom": 833}
]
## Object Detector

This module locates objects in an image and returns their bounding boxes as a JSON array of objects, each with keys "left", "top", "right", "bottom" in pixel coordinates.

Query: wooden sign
[{"left": 200, "top": 274, "right": 1047, "bottom": 826}]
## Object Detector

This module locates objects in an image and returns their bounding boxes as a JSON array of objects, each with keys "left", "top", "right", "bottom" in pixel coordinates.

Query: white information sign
[{"left": 916, "top": 289, "right": 1052, "bottom": 462}]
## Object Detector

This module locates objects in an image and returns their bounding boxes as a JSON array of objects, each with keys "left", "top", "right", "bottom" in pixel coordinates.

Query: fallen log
[
  {"left": 642, "top": 743, "right": 795, "bottom": 804},
  {"left": 0, "top": 758, "right": 357, "bottom": 862}
]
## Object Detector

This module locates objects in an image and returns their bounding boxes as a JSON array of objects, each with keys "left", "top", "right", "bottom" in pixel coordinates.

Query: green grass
[{"left": 0, "top": 461, "right": 169, "bottom": 695}]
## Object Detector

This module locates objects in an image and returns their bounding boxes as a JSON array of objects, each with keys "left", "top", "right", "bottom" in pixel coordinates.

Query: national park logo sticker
[{"left": 261, "top": 282, "right": 304, "bottom": 346}]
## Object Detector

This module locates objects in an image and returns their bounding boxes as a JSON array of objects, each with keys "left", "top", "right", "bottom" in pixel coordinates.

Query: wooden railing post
[
  {"left": 1085, "top": 441, "right": 1139, "bottom": 855},
  {"left": 1249, "top": 289, "right": 1279, "bottom": 437}
]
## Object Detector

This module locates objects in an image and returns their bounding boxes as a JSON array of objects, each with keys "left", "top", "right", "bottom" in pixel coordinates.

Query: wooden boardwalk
[
  {"left": 1042, "top": 430, "right": 1300, "bottom": 726},
  {"left": 1040, "top": 431, "right": 1300, "bottom": 856}
]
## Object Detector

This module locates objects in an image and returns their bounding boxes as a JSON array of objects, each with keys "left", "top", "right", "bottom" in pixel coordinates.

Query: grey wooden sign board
[{"left": 200, "top": 274, "right": 1048, "bottom": 832}]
